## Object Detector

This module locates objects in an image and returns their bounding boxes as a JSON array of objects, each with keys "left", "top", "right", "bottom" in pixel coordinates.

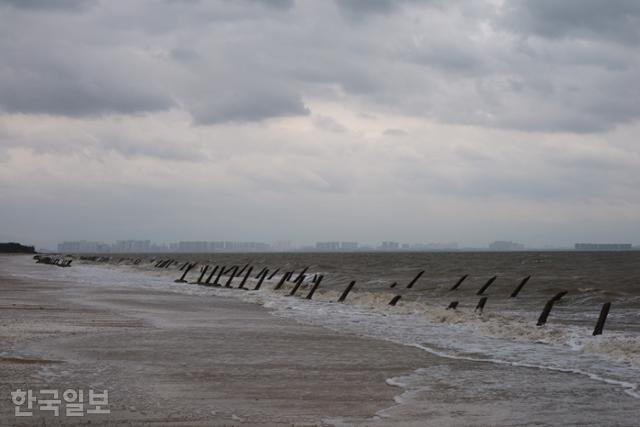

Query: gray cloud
[
  {"left": 313, "top": 115, "right": 348, "bottom": 133},
  {"left": 1, "top": 0, "right": 640, "bottom": 249},
  {"left": 501, "top": 0, "right": 640, "bottom": 45},
  {"left": 190, "top": 84, "right": 309, "bottom": 125},
  {"left": 2, "top": 0, "right": 638, "bottom": 132},
  {"left": 0, "top": 0, "right": 91, "bottom": 11},
  {"left": 383, "top": 128, "right": 408, "bottom": 136}
]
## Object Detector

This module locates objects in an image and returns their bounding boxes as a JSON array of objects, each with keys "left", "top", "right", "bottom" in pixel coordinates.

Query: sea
[{"left": 16, "top": 251, "right": 640, "bottom": 423}]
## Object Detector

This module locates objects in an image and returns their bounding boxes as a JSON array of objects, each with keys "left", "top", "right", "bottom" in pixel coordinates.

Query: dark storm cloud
[
  {"left": 334, "top": 0, "right": 445, "bottom": 18},
  {"left": 335, "top": 0, "right": 398, "bottom": 16},
  {"left": 190, "top": 84, "right": 309, "bottom": 125},
  {"left": 1, "top": 0, "right": 639, "bottom": 132},
  {"left": 0, "top": 41, "right": 175, "bottom": 116},
  {"left": 0, "top": 0, "right": 91, "bottom": 11},
  {"left": 501, "top": 0, "right": 640, "bottom": 45}
]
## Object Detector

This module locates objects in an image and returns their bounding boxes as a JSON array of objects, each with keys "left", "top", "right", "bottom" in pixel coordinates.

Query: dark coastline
[{"left": 0, "top": 242, "right": 35, "bottom": 254}]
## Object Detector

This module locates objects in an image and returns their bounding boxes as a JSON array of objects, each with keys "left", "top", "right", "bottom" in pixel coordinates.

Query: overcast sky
[{"left": 1, "top": 0, "right": 639, "bottom": 249}]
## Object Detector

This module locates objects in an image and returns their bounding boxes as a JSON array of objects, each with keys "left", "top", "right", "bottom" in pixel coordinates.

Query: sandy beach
[
  {"left": 2, "top": 254, "right": 640, "bottom": 426},
  {"left": 1, "top": 255, "right": 434, "bottom": 425}
]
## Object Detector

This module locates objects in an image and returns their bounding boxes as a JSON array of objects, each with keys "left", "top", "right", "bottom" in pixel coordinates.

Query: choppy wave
[{"left": 21, "top": 255, "right": 640, "bottom": 403}]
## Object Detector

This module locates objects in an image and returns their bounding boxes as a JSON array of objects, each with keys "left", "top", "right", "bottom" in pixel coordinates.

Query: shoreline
[
  {"left": 0, "top": 255, "right": 434, "bottom": 425},
  {"left": 2, "top": 254, "right": 640, "bottom": 425}
]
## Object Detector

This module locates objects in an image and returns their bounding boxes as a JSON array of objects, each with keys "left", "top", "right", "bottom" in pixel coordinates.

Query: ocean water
[{"left": 14, "top": 252, "right": 640, "bottom": 423}]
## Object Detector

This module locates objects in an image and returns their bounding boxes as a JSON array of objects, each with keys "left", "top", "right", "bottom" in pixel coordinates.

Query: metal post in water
[
  {"left": 179, "top": 262, "right": 189, "bottom": 271},
  {"left": 288, "top": 275, "right": 306, "bottom": 296},
  {"left": 268, "top": 269, "right": 280, "bottom": 280},
  {"left": 447, "top": 301, "right": 458, "bottom": 310},
  {"left": 196, "top": 265, "right": 209, "bottom": 284},
  {"left": 204, "top": 266, "right": 219, "bottom": 285},
  {"left": 213, "top": 265, "right": 225, "bottom": 286},
  {"left": 537, "top": 299, "right": 555, "bottom": 326},
  {"left": 253, "top": 269, "right": 269, "bottom": 290},
  {"left": 305, "top": 275, "right": 323, "bottom": 300},
  {"left": 292, "top": 266, "right": 309, "bottom": 283},
  {"left": 274, "top": 272, "right": 291, "bottom": 290},
  {"left": 255, "top": 267, "right": 267, "bottom": 279},
  {"left": 388, "top": 295, "right": 401, "bottom": 306},
  {"left": 450, "top": 274, "right": 468, "bottom": 291},
  {"left": 222, "top": 265, "right": 237, "bottom": 275},
  {"left": 551, "top": 291, "right": 567, "bottom": 302},
  {"left": 406, "top": 270, "right": 425, "bottom": 289},
  {"left": 337, "top": 281, "right": 356, "bottom": 303},
  {"left": 475, "top": 296, "right": 488, "bottom": 314},
  {"left": 238, "top": 266, "right": 254, "bottom": 289},
  {"left": 224, "top": 266, "right": 239, "bottom": 288},
  {"left": 510, "top": 275, "right": 531, "bottom": 298},
  {"left": 237, "top": 264, "right": 249, "bottom": 277},
  {"left": 476, "top": 276, "right": 497, "bottom": 295},
  {"left": 390, "top": 282, "right": 398, "bottom": 288},
  {"left": 592, "top": 302, "right": 611, "bottom": 336},
  {"left": 175, "top": 263, "right": 195, "bottom": 283}
]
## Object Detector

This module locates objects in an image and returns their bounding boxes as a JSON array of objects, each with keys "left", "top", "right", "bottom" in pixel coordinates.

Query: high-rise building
[
  {"left": 340, "top": 242, "right": 358, "bottom": 251},
  {"left": 575, "top": 243, "right": 632, "bottom": 251},
  {"left": 316, "top": 241, "right": 341, "bottom": 251},
  {"left": 488, "top": 241, "right": 525, "bottom": 251},
  {"left": 380, "top": 241, "right": 400, "bottom": 250}
]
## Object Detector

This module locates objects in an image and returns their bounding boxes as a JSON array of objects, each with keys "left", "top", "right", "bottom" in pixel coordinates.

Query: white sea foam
[{"left": 14, "top": 257, "right": 640, "bottom": 404}]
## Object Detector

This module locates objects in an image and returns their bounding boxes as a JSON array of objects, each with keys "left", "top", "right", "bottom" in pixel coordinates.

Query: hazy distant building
[
  {"left": 380, "top": 241, "right": 400, "bottom": 250},
  {"left": 178, "top": 241, "right": 209, "bottom": 252},
  {"left": 412, "top": 242, "right": 459, "bottom": 251},
  {"left": 112, "top": 240, "right": 151, "bottom": 253},
  {"left": 489, "top": 241, "right": 525, "bottom": 251},
  {"left": 316, "top": 241, "right": 341, "bottom": 251},
  {"left": 57, "top": 241, "right": 111, "bottom": 253},
  {"left": 273, "top": 241, "right": 293, "bottom": 251},
  {"left": 575, "top": 243, "right": 632, "bottom": 251},
  {"left": 340, "top": 242, "right": 358, "bottom": 251},
  {"left": 175, "top": 241, "right": 270, "bottom": 252}
]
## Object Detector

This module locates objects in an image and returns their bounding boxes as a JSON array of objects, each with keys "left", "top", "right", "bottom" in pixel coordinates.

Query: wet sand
[
  {"left": 0, "top": 255, "right": 433, "bottom": 425},
  {"left": 2, "top": 254, "right": 640, "bottom": 426}
]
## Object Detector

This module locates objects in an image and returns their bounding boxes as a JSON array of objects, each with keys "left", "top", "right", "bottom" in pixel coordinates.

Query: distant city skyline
[{"left": 52, "top": 239, "right": 639, "bottom": 254}]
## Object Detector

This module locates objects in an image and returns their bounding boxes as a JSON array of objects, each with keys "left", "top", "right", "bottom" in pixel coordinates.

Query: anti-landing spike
[
  {"left": 274, "top": 272, "right": 291, "bottom": 290},
  {"left": 204, "top": 266, "right": 219, "bottom": 285},
  {"left": 305, "top": 275, "right": 323, "bottom": 300},
  {"left": 267, "top": 269, "right": 280, "bottom": 280},
  {"left": 253, "top": 269, "right": 269, "bottom": 290},
  {"left": 510, "top": 275, "right": 531, "bottom": 298},
  {"left": 288, "top": 275, "right": 306, "bottom": 296},
  {"left": 406, "top": 270, "right": 425, "bottom": 289},
  {"left": 475, "top": 296, "right": 488, "bottom": 314},
  {"left": 337, "top": 281, "right": 356, "bottom": 303},
  {"left": 238, "top": 266, "right": 254, "bottom": 289},
  {"left": 224, "top": 266, "right": 239, "bottom": 288},
  {"left": 476, "top": 276, "right": 497, "bottom": 295},
  {"left": 450, "top": 274, "right": 468, "bottom": 291},
  {"left": 175, "top": 263, "right": 195, "bottom": 283},
  {"left": 537, "top": 299, "right": 555, "bottom": 326},
  {"left": 196, "top": 265, "right": 209, "bottom": 284},
  {"left": 592, "top": 302, "right": 611, "bottom": 336},
  {"left": 213, "top": 265, "right": 225, "bottom": 286}
]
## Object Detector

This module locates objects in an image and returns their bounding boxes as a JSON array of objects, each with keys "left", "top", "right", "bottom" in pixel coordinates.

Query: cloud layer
[{"left": 1, "top": 0, "right": 639, "bottom": 248}]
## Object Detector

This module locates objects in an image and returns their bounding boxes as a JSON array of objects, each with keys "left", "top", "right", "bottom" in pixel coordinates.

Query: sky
[{"left": 1, "top": 0, "right": 639, "bottom": 249}]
